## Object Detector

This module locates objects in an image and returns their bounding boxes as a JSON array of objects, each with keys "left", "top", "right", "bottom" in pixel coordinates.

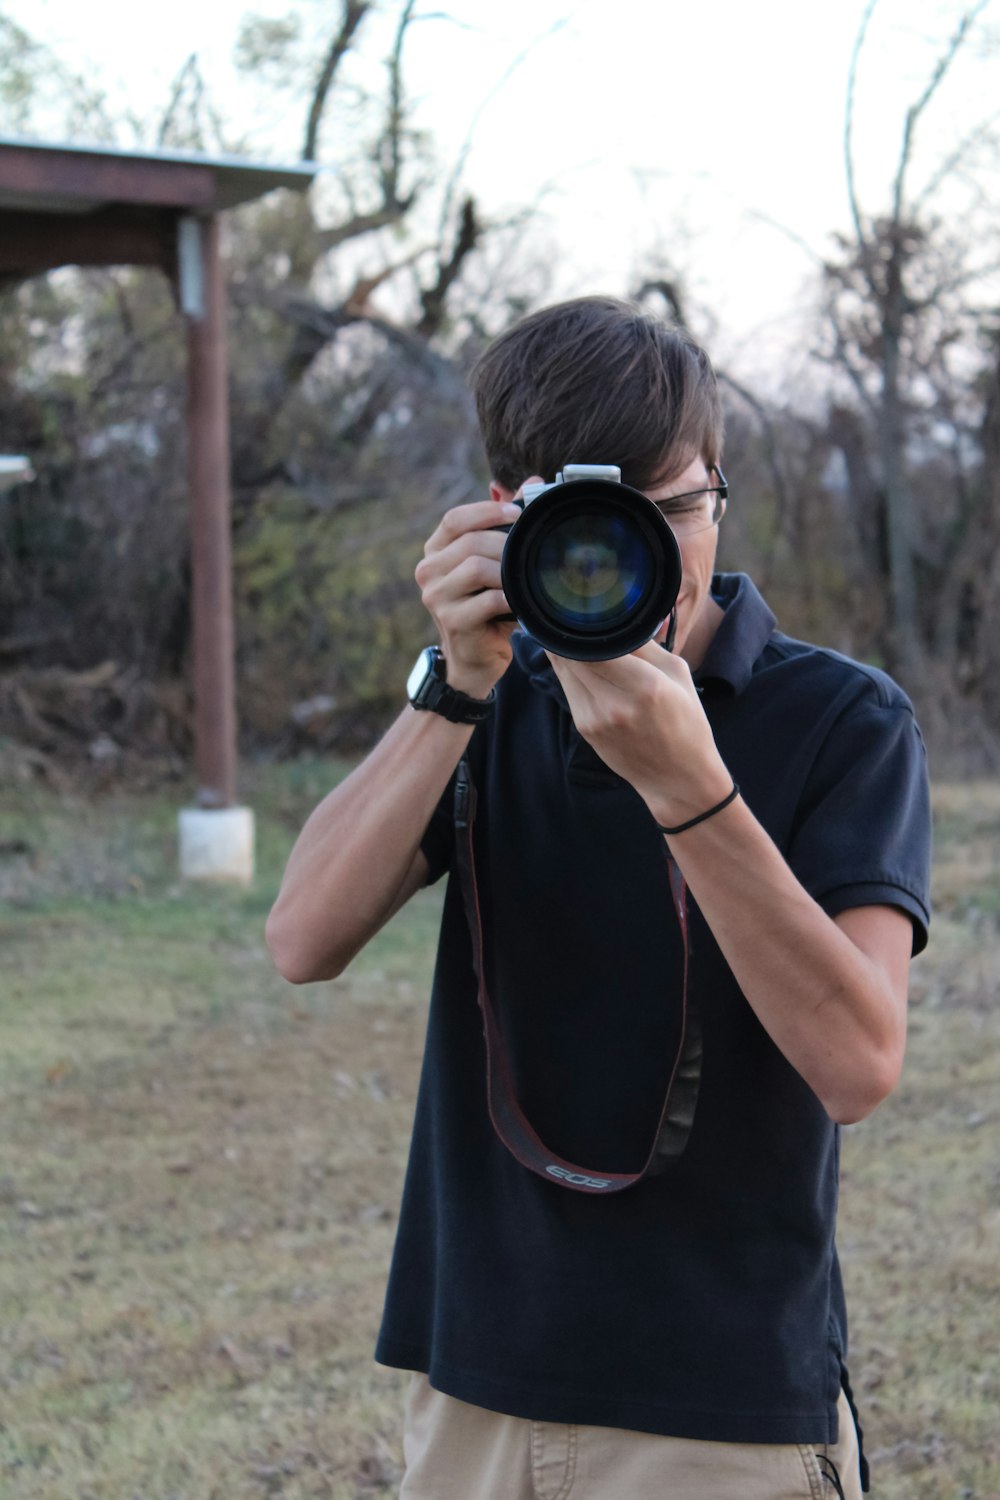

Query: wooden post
[{"left": 182, "top": 214, "right": 237, "bottom": 809}]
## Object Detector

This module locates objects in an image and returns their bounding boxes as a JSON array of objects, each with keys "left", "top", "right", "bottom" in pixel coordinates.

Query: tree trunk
[{"left": 879, "top": 257, "right": 921, "bottom": 683}]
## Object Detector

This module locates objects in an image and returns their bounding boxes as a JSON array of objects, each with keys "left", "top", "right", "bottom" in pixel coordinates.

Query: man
[{"left": 267, "top": 297, "right": 931, "bottom": 1499}]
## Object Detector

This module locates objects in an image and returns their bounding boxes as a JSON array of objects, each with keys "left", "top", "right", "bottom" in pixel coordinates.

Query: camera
[{"left": 498, "top": 464, "right": 682, "bottom": 661}]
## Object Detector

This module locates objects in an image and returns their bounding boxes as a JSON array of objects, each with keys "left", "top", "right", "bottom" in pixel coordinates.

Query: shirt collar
[{"left": 694, "top": 572, "right": 777, "bottom": 695}]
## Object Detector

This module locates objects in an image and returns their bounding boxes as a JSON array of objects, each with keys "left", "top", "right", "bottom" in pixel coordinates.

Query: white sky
[{"left": 7, "top": 0, "right": 998, "bottom": 383}]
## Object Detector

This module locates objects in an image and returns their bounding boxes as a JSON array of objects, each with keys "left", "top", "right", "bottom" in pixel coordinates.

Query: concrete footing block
[{"left": 178, "top": 806, "right": 255, "bottom": 885}]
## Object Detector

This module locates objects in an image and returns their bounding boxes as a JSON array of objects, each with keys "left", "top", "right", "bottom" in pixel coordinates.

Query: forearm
[
  {"left": 266, "top": 707, "right": 472, "bottom": 983},
  {"left": 268, "top": 490, "right": 527, "bottom": 984},
  {"left": 660, "top": 796, "right": 908, "bottom": 1124}
]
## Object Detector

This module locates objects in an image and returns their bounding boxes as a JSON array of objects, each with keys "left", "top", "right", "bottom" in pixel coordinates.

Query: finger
[
  {"left": 443, "top": 589, "right": 513, "bottom": 632},
  {"left": 547, "top": 651, "right": 687, "bottom": 716},
  {"left": 630, "top": 639, "right": 696, "bottom": 688},
  {"left": 437, "top": 584, "right": 507, "bottom": 635},
  {"left": 442, "top": 526, "right": 508, "bottom": 565},
  {"left": 558, "top": 643, "right": 689, "bottom": 693},
  {"left": 549, "top": 652, "right": 641, "bottom": 695},
  {"left": 420, "top": 552, "right": 505, "bottom": 612},
  {"left": 545, "top": 653, "right": 604, "bottom": 711},
  {"left": 416, "top": 538, "right": 507, "bottom": 613},
  {"left": 426, "top": 499, "right": 520, "bottom": 555}
]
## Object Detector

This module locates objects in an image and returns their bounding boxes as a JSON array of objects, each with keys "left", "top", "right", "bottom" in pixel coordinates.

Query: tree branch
[
  {"left": 434, "top": 11, "right": 572, "bottom": 246},
  {"left": 310, "top": 3, "right": 424, "bottom": 254},
  {"left": 913, "top": 107, "right": 1000, "bottom": 213},
  {"left": 314, "top": 202, "right": 415, "bottom": 253},
  {"left": 742, "top": 208, "right": 826, "bottom": 267},
  {"left": 891, "top": 1, "right": 991, "bottom": 223},
  {"left": 157, "top": 53, "right": 198, "bottom": 147},
  {"left": 342, "top": 248, "right": 429, "bottom": 316},
  {"left": 276, "top": 291, "right": 460, "bottom": 392},
  {"left": 302, "top": 1, "right": 371, "bottom": 161},
  {"left": 634, "top": 280, "right": 687, "bottom": 323},
  {"left": 416, "top": 196, "right": 480, "bottom": 337},
  {"left": 844, "top": 0, "right": 879, "bottom": 297},
  {"left": 717, "top": 370, "right": 794, "bottom": 561},
  {"left": 819, "top": 305, "right": 881, "bottom": 419},
  {"left": 379, "top": 0, "right": 417, "bottom": 205}
]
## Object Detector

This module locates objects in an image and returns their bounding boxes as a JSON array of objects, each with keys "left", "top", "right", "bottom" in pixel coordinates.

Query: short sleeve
[{"left": 787, "top": 691, "right": 932, "bottom": 954}]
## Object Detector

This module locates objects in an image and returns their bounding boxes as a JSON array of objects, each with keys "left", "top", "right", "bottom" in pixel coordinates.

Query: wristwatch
[{"left": 407, "top": 646, "right": 495, "bottom": 724}]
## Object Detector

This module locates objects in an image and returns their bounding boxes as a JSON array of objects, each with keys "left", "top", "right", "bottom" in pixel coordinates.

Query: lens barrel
[{"left": 500, "top": 478, "right": 682, "bottom": 661}]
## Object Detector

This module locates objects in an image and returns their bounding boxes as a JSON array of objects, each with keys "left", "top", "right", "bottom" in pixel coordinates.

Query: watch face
[{"left": 407, "top": 647, "right": 437, "bottom": 703}]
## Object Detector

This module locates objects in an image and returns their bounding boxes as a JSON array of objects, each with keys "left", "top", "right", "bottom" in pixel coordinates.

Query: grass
[{"left": 0, "top": 759, "right": 998, "bottom": 1498}]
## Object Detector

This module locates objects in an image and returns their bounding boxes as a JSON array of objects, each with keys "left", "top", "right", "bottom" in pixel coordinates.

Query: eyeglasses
[{"left": 650, "top": 465, "right": 728, "bottom": 537}]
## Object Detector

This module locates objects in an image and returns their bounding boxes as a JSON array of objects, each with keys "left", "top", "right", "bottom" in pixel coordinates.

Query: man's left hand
[{"left": 545, "top": 642, "right": 733, "bottom": 830}]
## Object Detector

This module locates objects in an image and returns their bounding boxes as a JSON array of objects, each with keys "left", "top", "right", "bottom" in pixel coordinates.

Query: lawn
[{"left": 1, "top": 755, "right": 998, "bottom": 1499}]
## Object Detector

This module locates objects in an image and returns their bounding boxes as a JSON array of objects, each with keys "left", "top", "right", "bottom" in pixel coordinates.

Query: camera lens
[
  {"left": 535, "top": 512, "right": 648, "bottom": 627},
  {"left": 501, "top": 479, "right": 682, "bottom": 660}
]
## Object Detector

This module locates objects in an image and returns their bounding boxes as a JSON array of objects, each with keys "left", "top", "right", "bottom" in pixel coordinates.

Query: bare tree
[
  {"left": 0, "top": 0, "right": 505, "bottom": 755},
  {"left": 229, "top": 2, "right": 486, "bottom": 413},
  {"left": 823, "top": 0, "right": 999, "bottom": 684}
]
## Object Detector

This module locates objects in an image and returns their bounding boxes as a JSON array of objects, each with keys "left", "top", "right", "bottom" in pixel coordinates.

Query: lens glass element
[{"left": 534, "top": 511, "right": 651, "bottom": 628}]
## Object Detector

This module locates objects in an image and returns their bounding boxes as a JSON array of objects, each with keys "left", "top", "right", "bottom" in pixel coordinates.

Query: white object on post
[{"left": 178, "top": 806, "right": 255, "bottom": 885}]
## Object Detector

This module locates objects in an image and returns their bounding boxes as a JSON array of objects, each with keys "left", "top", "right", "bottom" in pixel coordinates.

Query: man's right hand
[{"left": 414, "top": 482, "right": 540, "bottom": 698}]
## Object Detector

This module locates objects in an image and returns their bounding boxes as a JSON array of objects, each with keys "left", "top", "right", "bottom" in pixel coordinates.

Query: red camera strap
[{"left": 453, "top": 757, "right": 702, "bottom": 1194}]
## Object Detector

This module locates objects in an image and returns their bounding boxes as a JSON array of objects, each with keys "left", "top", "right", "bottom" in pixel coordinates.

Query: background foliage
[{"left": 1, "top": 0, "right": 999, "bottom": 772}]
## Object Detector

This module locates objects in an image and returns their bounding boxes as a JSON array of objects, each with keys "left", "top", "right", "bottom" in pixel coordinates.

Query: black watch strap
[{"left": 408, "top": 646, "right": 495, "bottom": 724}]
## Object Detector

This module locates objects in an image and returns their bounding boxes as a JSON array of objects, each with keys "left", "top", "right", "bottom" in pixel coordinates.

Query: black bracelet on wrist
[{"left": 656, "top": 783, "right": 740, "bottom": 836}]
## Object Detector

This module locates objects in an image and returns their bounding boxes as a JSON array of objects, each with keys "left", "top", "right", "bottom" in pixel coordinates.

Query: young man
[{"left": 267, "top": 297, "right": 931, "bottom": 1499}]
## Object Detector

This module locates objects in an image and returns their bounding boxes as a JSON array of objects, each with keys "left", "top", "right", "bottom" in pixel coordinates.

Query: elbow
[
  {"left": 265, "top": 906, "right": 345, "bottom": 986},
  {"left": 823, "top": 1049, "right": 904, "bottom": 1127},
  {"left": 828, "top": 1096, "right": 880, "bottom": 1128}
]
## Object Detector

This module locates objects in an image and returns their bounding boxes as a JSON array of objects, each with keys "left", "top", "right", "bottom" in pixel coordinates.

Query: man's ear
[{"left": 492, "top": 476, "right": 542, "bottom": 502}]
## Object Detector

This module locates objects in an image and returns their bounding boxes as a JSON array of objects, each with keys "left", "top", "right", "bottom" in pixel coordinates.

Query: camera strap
[{"left": 453, "top": 756, "right": 702, "bottom": 1195}]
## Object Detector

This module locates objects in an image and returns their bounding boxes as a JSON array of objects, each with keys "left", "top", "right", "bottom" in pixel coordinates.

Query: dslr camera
[{"left": 499, "top": 464, "right": 682, "bottom": 661}]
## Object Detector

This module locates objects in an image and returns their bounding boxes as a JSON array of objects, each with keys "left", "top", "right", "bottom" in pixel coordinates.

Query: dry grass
[
  {"left": 838, "top": 781, "right": 1000, "bottom": 1500},
  {"left": 0, "top": 761, "right": 998, "bottom": 1499}
]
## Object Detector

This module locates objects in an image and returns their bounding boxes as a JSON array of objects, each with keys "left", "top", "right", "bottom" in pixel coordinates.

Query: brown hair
[{"left": 469, "top": 295, "right": 723, "bottom": 493}]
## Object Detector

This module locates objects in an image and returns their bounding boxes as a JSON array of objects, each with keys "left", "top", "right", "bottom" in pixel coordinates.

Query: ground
[{"left": 0, "top": 755, "right": 997, "bottom": 1499}]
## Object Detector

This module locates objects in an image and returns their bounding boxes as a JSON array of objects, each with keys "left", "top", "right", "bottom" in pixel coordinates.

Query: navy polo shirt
[{"left": 375, "top": 572, "right": 931, "bottom": 1446}]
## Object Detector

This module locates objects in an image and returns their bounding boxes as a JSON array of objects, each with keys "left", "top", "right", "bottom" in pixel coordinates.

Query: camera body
[{"left": 499, "top": 464, "right": 682, "bottom": 661}]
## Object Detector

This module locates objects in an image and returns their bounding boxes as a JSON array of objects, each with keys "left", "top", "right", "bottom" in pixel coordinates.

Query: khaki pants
[{"left": 399, "top": 1375, "right": 862, "bottom": 1500}]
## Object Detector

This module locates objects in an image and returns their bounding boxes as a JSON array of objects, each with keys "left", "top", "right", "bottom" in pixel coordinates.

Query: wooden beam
[
  {"left": 0, "top": 207, "right": 177, "bottom": 277},
  {"left": 0, "top": 143, "right": 215, "bottom": 210}
]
